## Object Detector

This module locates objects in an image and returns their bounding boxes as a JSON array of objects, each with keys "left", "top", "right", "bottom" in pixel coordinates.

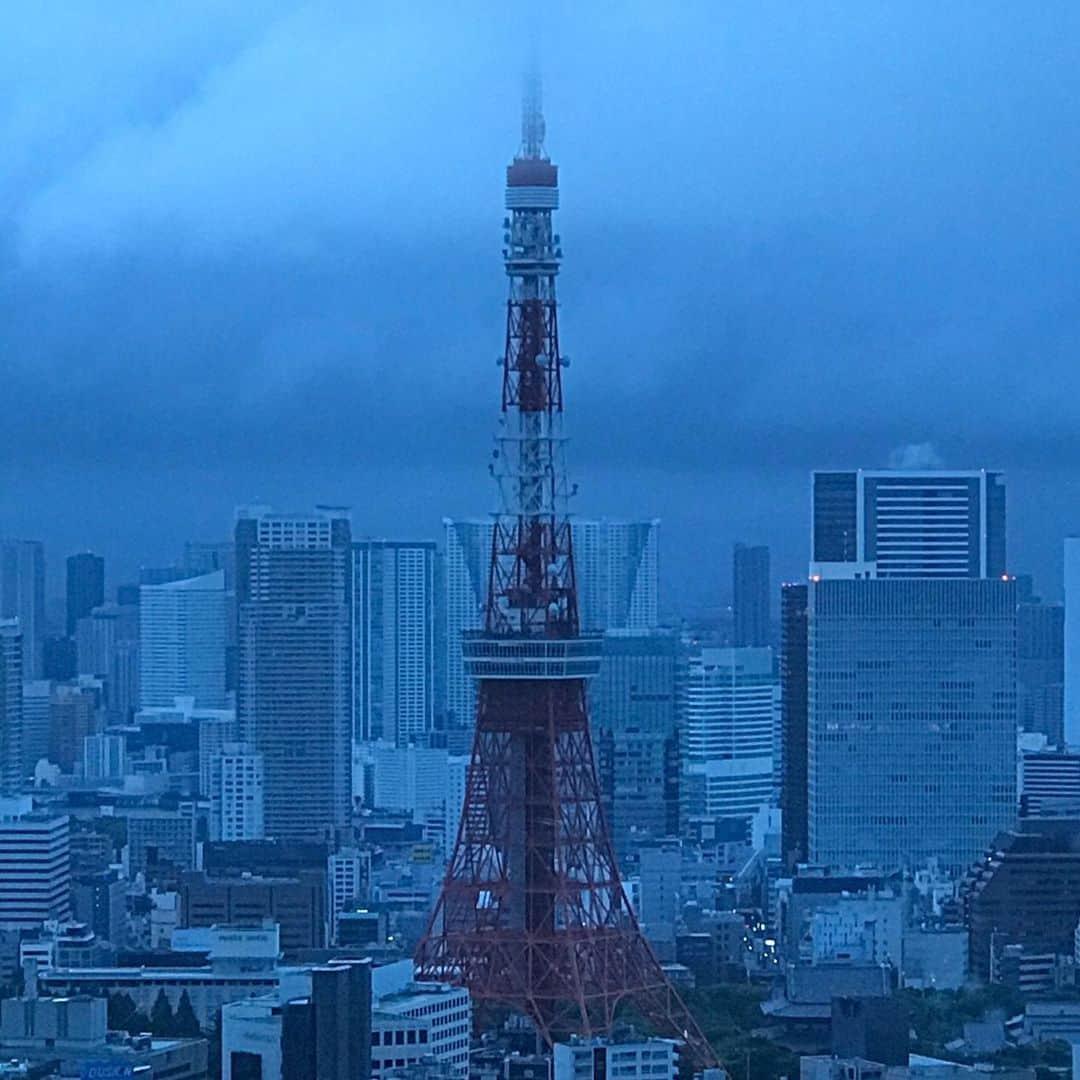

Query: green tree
[
  {"left": 107, "top": 992, "right": 137, "bottom": 1032},
  {"left": 149, "top": 988, "right": 176, "bottom": 1036},
  {"left": 173, "top": 990, "right": 202, "bottom": 1037}
]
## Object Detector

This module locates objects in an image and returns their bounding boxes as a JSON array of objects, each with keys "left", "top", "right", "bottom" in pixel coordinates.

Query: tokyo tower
[{"left": 415, "top": 77, "right": 717, "bottom": 1070}]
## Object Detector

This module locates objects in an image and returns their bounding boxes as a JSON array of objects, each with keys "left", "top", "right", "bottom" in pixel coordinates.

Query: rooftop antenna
[{"left": 519, "top": 67, "right": 547, "bottom": 161}]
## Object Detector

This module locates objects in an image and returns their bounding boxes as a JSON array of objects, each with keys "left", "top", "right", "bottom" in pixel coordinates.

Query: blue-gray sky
[{"left": 3, "top": 2, "right": 1080, "bottom": 611}]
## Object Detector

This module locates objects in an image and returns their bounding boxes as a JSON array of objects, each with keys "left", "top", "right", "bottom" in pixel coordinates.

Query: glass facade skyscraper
[
  {"left": 808, "top": 577, "right": 1016, "bottom": 875},
  {"left": 679, "top": 646, "right": 777, "bottom": 829},
  {"left": 590, "top": 628, "right": 679, "bottom": 857}
]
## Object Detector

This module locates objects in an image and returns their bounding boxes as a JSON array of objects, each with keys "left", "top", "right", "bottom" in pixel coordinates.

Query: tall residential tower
[{"left": 236, "top": 507, "right": 352, "bottom": 842}]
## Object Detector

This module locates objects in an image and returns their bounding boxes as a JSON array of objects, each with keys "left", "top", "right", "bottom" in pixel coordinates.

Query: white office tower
[
  {"left": 209, "top": 742, "right": 264, "bottom": 841},
  {"left": 21, "top": 682, "right": 50, "bottom": 778},
  {"left": 443, "top": 517, "right": 661, "bottom": 727},
  {"left": 354, "top": 541, "right": 436, "bottom": 746},
  {"left": 553, "top": 1036, "right": 678, "bottom": 1080},
  {"left": 0, "top": 541, "right": 44, "bottom": 680},
  {"left": 368, "top": 743, "right": 449, "bottom": 844},
  {"left": 190, "top": 706, "right": 239, "bottom": 798},
  {"left": 140, "top": 570, "right": 227, "bottom": 709},
  {"left": 328, "top": 848, "right": 368, "bottom": 944},
  {"left": 0, "top": 621, "right": 22, "bottom": 790},
  {"left": 1065, "top": 538, "right": 1080, "bottom": 746},
  {"left": 573, "top": 519, "right": 660, "bottom": 631},
  {"left": 83, "top": 733, "right": 126, "bottom": 782},
  {"left": 679, "top": 647, "right": 777, "bottom": 828},
  {"left": 0, "top": 796, "right": 70, "bottom": 929}
]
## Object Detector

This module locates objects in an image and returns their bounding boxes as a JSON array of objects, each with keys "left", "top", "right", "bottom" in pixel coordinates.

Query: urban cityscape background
[{"left": 3, "top": 5, "right": 1080, "bottom": 1080}]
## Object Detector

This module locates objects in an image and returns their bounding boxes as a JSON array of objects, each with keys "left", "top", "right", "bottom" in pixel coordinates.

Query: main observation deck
[{"left": 462, "top": 631, "right": 603, "bottom": 680}]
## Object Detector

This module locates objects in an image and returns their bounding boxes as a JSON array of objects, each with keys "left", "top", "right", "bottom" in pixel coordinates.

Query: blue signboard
[{"left": 80, "top": 1064, "right": 135, "bottom": 1080}]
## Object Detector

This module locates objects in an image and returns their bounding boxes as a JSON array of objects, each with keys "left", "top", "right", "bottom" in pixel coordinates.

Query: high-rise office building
[
  {"left": 1018, "top": 599, "right": 1064, "bottom": 743},
  {"left": 0, "top": 795, "right": 70, "bottom": 929},
  {"left": 48, "top": 685, "right": 96, "bottom": 773},
  {"left": 808, "top": 577, "right": 1016, "bottom": 874},
  {"left": 139, "top": 570, "right": 227, "bottom": 709},
  {"left": 573, "top": 519, "right": 660, "bottom": 631},
  {"left": 442, "top": 519, "right": 492, "bottom": 729},
  {"left": 76, "top": 603, "right": 137, "bottom": 678},
  {"left": 780, "top": 583, "right": 809, "bottom": 868},
  {"left": 1019, "top": 741, "right": 1080, "bottom": 818},
  {"left": 812, "top": 470, "right": 1006, "bottom": 578},
  {"left": 66, "top": 553, "right": 105, "bottom": 637},
  {"left": 353, "top": 541, "right": 436, "bottom": 745},
  {"left": 0, "top": 540, "right": 45, "bottom": 680},
  {"left": 733, "top": 544, "right": 770, "bottom": 648},
  {"left": 443, "top": 517, "right": 661, "bottom": 728},
  {"left": 590, "top": 629, "right": 679, "bottom": 856},
  {"left": 182, "top": 543, "right": 238, "bottom": 694},
  {"left": 21, "top": 681, "right": 50, "bottom": 778},
  {"left": 679, "top": 647, "right": 777, "bottom": 829},
  {"left": 0, "top": 622, "right": 23, "bottom": 790},
  {"left": 236, "top": 507, "right": 352, "bottom": 843}
]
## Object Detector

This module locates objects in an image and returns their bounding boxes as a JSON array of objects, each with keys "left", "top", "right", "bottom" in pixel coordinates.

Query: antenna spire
[{"left": 520, "top": 69, "right": 547, "bottom": 161}]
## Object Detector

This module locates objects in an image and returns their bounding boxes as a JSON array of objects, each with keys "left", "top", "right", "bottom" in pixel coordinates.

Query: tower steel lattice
[{"left": 415, "top": 78, "right": 718, "bottom": 1070}]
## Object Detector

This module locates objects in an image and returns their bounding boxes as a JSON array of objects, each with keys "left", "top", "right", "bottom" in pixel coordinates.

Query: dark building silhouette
[
  {"left": 179, "top": 869, "right": 327, "bottom": 955},
  {"left": 1017, "top": 600, "right": 1064, "bottom": 743},
  {"left": 832, "top": 996, "right": 909, "bottom": 1066},
  {"left": 42, "top": 636, "right": 77, "bottom": 681},
  {"left": 961, "top": 818, "right": 1080, "bottom": 982},
  {"left": 733, "top": 543, "right": 770, "bottom": 647},
  {"left": 780, "top": 583, "right": 808, "bottom": 868},
  {"left": 66, "top": 552, "right": 104, "bottom": 637}
]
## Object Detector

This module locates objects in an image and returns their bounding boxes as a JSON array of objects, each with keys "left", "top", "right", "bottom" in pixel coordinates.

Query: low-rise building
[
  {"left": 0, "top": 991, "right": 208, "bottom": 1078},
  {"left": 552, "top": 1034, "right": 677, "bottom": 1080}
]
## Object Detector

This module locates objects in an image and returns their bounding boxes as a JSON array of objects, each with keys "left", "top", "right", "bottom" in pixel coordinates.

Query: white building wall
[
  {"left": 140, "top": 571, "right": 227, "bottom": 709},
  {"left": 680, "top": 647, "right": 777, "bottom": 824},
  {"left": 210, "top": 744, "right": 264, "bottom": 842}
]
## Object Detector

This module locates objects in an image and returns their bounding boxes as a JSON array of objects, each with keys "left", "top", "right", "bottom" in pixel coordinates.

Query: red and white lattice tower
[{"left": 415, "top": 78, "right": 717, "bottom": 1070}]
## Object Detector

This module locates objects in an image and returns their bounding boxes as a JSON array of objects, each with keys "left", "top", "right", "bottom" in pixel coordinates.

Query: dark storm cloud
[{"left": 3, "top": 2, "right": 1080, "bottom": 603}]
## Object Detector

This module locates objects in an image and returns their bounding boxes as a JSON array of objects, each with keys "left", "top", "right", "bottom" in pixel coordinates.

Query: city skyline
[{"left": 0, "top": 8, "right": 1078, "bottom": 1076}]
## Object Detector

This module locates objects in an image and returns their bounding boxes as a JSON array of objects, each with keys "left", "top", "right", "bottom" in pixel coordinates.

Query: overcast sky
[{"left": 3, "top": 2, "right": 1080, "bottom": 612}]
